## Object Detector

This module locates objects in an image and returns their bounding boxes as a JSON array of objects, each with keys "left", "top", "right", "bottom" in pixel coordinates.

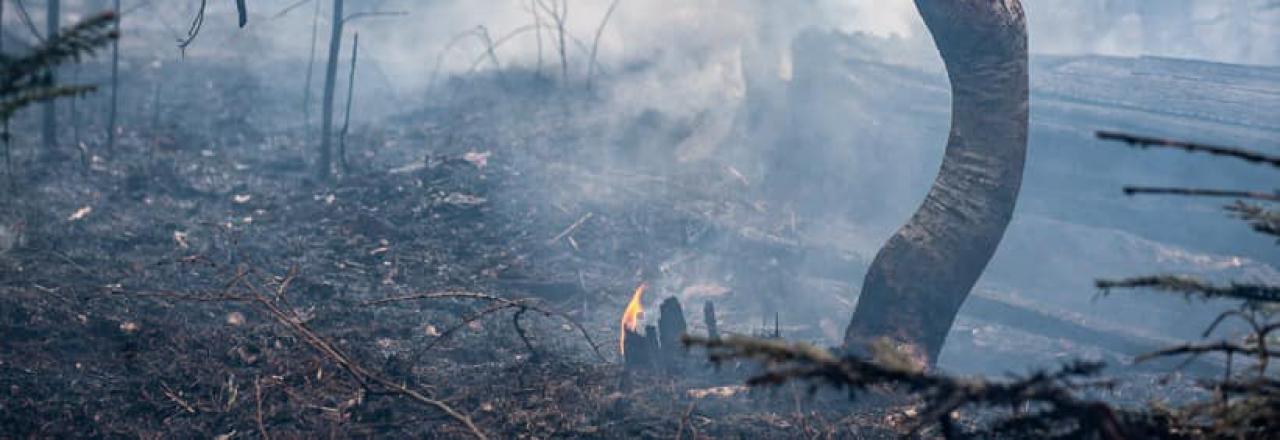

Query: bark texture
[{"left": 844, "top": 0, "right": 1029, "bottom": 365}]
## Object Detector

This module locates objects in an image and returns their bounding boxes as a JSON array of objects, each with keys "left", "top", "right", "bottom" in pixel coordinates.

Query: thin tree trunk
[
  {"left": 557, "top": 0, "right": 567, "bottom": 83},
  {"left": 302, "top": 0, "right": 320, "bottom": 130},
  {"left": 41, "top": 0, "right": 59, "bottom": 155},
  {"left": 532, "top": 0, "right": 542, "bottom": 74},
  {"left": 338, "top": 33, "right": 358, "bottom": 174},
  {"left": 236, "top": 0, "right": 248, "bottom": 27},
  {"left": 844, "top": 0, "right": 1029, "bottom": 366},
  {"left": 106, "top": 0, "right": 120, "bottom": 153},
  {"left": 1, "top": 0, "right": 9, "bottom": 189},
  {"left": 71, "top": 63, "right": 84, "bottom": 172},
  {"left": 587, "top": 0, "right": 620, "bottom": 92},
  {"left": 318, "top": 0, "right": 344, "bottom": 180}
]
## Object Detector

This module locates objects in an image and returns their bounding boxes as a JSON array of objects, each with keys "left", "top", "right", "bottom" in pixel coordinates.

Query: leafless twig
[
  {"left": 364, "top": 291, "right": 607, "bottom": 362},
  {"left": 1096, "top": 275, "right": 1280, "bottom": 306},
  {"left": 1097, "top": 131, "right": 1280, "bottom": 169},
  {"left": 1122, "top": 186, "right": 1280, "bottom": 202}
]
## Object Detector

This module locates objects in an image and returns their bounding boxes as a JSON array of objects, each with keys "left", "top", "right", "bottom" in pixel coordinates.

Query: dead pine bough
[
  {"left": 1089, "top": 130, "right": 1280, "bottom": 438},
  {"left": 683, "top": 132, "right": 1280, "bottom": 439},
  {"left": 682, "top": 335, "right": 1132, "bottom": 439}
]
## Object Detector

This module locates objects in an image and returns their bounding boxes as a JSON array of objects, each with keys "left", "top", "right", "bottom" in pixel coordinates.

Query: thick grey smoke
[
  {"left": 53, "top": 0, "right": 1275, "bottom": 368},
  {"left": 163, "top": 0, "right": 1272, "bottom": 122}
]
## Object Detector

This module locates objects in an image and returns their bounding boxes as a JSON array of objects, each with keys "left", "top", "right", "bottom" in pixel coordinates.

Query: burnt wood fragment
[
  {"left": 622, "top": 327, "right": 654, "bottom": 370},
  {"left": 704, "top": 301, "right": 719, "bottom": 340}
]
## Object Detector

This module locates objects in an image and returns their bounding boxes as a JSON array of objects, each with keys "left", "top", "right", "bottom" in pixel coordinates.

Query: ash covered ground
[{"left": 1, "top": 2, "right": 1277, "bottom": 438}]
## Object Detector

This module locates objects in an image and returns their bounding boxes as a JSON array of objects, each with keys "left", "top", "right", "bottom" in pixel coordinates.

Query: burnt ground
[
  {"left": 0, "top": 62, "right": 924, "bottom": 439},
  {"left": 0, "top": 56, "right": 1220, "bottom": 438}
]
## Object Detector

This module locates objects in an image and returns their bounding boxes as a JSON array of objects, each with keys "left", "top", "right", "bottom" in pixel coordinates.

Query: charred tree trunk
[
  {"left": 106, "top": 0, "right": 120, "bottom": 153},
  {"left": 317, "top": 0, "right": 344, "bottom": 180},
  {"left": 302, "top": 0, "right": 320, "bottom": 130},
  {"left": 1, "top": 0, "right": 8, "bottom": 187},
  {"left": 844, "top": 0, "right": 1029, "bottom": 365},
  {"left": 41, "top": 0, "right": 59, "bottom": 155},
  {"left": 236, "top": 0, "right": 248, "bottom": 28},
  {"left": 338, "top": 32, "right": 358, "bottom": 174}
]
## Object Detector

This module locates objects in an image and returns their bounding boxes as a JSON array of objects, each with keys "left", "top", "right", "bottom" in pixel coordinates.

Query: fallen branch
[
  {"left": 547, "top": 212, "right": 593, "bottom": 245},
  {"left": 255, "top": 376, "right": 269, "bottom": 440}
]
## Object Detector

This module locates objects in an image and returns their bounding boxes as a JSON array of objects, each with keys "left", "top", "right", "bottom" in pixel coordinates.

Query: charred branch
[
  {"left": 683, "top": 334, "right": 1131, "bottom": 439},
  {"left": 363, "top": 291, "right": 607, "bottom": 363},
  {"left": 1121, "top": 186, "right": 1280, "bottom": 203},
  {"left": 1227, "top": 202, "right": 1280, "bottom": 238},
  {"left": 1097, "top": 131, "right": 1280, "bottom": 169},
  {"left": 1096, "top": 275, "right": 1280, "bottom": 306}
]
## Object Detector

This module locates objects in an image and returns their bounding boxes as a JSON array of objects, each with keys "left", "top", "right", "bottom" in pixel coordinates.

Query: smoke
[
  {"left": 1026, "top": 0, "right": 1279, "bottom": 66},
  {"left": 56, "top": 0, "right": 1275, "bottom": 359}
]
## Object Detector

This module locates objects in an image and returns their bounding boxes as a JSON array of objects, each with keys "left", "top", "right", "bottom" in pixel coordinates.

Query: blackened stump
[{"left": 658, "top": 297, "right": 688, "bottom": 368}]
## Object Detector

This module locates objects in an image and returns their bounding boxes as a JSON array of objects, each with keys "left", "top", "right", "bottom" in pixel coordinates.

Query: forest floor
[
  {"left": 0, "top": 66, "right": 921, "bottom": 438},
  {"left": 0, "top": 63, "right": 1209, "bottom": 438}
]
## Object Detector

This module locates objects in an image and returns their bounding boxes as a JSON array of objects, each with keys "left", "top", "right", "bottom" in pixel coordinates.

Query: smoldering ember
[{"left": 0, "top": 1, "right": 1277, "bottom": 439}]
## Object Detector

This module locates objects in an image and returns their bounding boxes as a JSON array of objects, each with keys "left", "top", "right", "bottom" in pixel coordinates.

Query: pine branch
[
  {"left": 1097, "top": 131, "right": 1280, "bottom": 169},
  {"left": 1122, "top": 186, "right": 1280, "bottom": 202},
  {"left": 0, "top": 11, "right": 116, "bottom": 125},
  {"left": 1134, "top": 340, "right": 1280, "bottom": 364},
  {"left": 1227, "top": 202, "right": 1280, "bottom": 239},
  {"left": 0, "top": 84, "right": 95, "bottom": 120},
  {"left": 683, "top": 335, "right": 1128, "bottom": 439},
  {"left": 1096, "top": 275, "right": 1280, "bottom": 305},
  {"left": 0, "top": 11, "right": 118, "bottom": 92}
]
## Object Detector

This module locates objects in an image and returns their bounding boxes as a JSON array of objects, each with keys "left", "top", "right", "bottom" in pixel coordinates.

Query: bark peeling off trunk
[{"left": 844, "top": 0, "right": 1029, "bottom": 365}]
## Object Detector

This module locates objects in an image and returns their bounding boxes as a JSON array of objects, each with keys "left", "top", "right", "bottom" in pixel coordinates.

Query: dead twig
[
  {"left": 1097, "top": 131, "right": 1280, "bottom": 169},
  {"left": 1226, "top": 202, "right": 1280, "bottom": 238},
  {"left": 255, "top": 376, "right": 269, "bottom": 440},
  {"left": 364, "top": 291, "right": 608, "bottom": 363},
  {"left": 1136, "top": 341, "right": 1280, "bottom": 365},
  {"left": 547, "top": 212, "right": 593, "bottom": 245},
  {"left": 1121, "top": 186, "right": 1280, "bottom": 203},
  {"left": 587, "top": 0, "right": 622, "bottom": 91},
  {"left": 1096, "top": 275, "right": 1280, "bottom": 306},
  {"left": 512, "top": 306, "right": 538, "bottom": 359},
  {"left": 675, "top": 402, "right": 696, "bottom": 440}
]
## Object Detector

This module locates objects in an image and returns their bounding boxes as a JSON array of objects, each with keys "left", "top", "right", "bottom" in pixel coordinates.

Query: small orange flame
[{"left": 619, "top": 283, "right": 647, "bottom": 355}]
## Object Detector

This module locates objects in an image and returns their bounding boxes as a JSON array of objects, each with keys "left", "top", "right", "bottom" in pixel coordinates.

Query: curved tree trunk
[{"left": 844, "top": 0, "right": 1029, "bottom": 365}]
